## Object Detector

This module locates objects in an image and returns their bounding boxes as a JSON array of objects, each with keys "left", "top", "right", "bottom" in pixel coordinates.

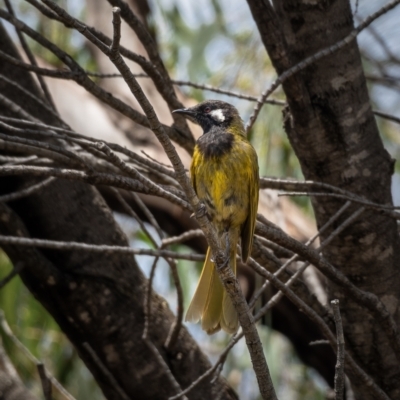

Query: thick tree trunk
[
  {"left": 0, "top": 23, "right": 237, "bottom": 400},
  {"left": 247, "top": 0, "right": 400, "bottom": 397}
]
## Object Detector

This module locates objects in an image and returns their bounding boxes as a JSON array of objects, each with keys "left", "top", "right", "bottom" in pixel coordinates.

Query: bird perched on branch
[{"left": 173, "top": 100, "right": 259, "bottom": 334}]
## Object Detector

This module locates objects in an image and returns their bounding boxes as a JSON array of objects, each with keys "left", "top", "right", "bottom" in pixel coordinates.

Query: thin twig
[
  {"left": 140, "top": 150, "right": 175, "bottom": 170},
  {"left": 4, "top": 0, "right": 57, "bottom": 112},
  {"left": 130, "top": 192, "right": 164, "bottom": 239},
  {"left": 161, "top": 230, "right": 204, "bottom": 247},
  {"left": 279, "top": 191, "right": 400, "bottom": 215},
  {"left": 3, "top": 155, "right": 39, "bottom": 166},
  {"left": 0, "top": 116, "right": 177, "bottom": 180},
  {"left": 374, "top": 109, "right": 400, "bottom": 125},
  {"left": 37, "top": 363, "right": 53, "bottom": 400},
  {"left": 82, "top": 342, "right": 131, "bottom": 400},
  {"left": 0, "top": 164, "right": 191, "bottom": 211},
  {"left": 0, "top": 128, "right": 92, "bottom": 171},
  {"left": 96, "top": 142, "right": 186, "bottom": 208},
  {"left": 142, "top": 257, "right": 159, "bottom": 340},
  {"left": 331, "top": 299, "right": 345, "bottom": 400},
  {"left": 168, "top": 329, "right": 237, "bottom": 400},
  {"left": 113, "top": 187, "right": 184, "bottom": 351},
  {"left": 0, "top": 263, "right": 24, "bottom": 290},
  {"left": 0, "top": 311, "right": 76, "bottom": 400},
  {"left": 143, "top": 338, "right": 188, "bottom": 400},
  {"left": 309, "top": 340, "right": 330, "bottom": 346},
  {"left": 263, "top": 178, "right": 399, "bottom": 218},
  {"left": 345, "top": 376, "right": 355, "bottom": 400},
  {"left": 0, "top": 235, "right": 204, "bottom": 261},
  {"left": 249, "top": 201, "right": 352, "bottom": 309},
  {"left": 0, "top": 92, "right": 40, "bottom": 122},
  {"left": 113, "top": 187, "right": 185, "bottom": 350},
  {"left": 163, "top": 257, "right": 183, "bottom": 350},
  {"left": 0, "top": 74, "right": 61, "bottom": 125},
  {"left": 81, "top": 73, "right": 400, "bottom": 126},
  {"left": 0, "top": 177, "right": 55, "bottom": 203}
]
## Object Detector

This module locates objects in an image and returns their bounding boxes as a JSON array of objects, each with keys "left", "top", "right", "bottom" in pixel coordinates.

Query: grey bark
[{"left": 246, "top": 0, "right": 400, "bottom": 398}]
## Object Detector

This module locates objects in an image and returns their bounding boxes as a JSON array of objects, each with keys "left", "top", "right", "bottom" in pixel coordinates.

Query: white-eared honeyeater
[{"left": 173, "top": 100, "right": 259, "bottom": 334}]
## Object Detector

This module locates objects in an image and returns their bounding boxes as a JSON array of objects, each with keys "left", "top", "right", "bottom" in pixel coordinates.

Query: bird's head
[{"left": 173, "top": 100, "right": 244, "bottom": 135}]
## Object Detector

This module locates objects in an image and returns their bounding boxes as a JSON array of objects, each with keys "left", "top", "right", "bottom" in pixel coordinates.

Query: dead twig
[
  {"left": 0, "top": 263, "right": 24, "bottom": 290},
  {"left": 0, "top": 234, "right": 204, "bottom": 261},
  {"left": 0, "top": 311, "right": 76, "bottom": 400},
  {"left": 82, "top": 342, "right": 131, "bottom": 400},
  {"left": 37, "top": 363, "right": 53, "bottom": 400},
  {"left": 331, "top": 300, "right": 345, "bottom": 400}
]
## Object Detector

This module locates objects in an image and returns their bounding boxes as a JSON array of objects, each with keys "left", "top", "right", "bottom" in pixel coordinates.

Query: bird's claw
[
  {"left": 195, "top": 203, "right": 207, "bottom": 219},
  {"left": 216, "top": 233, "right": 230, "bottom": 269}
]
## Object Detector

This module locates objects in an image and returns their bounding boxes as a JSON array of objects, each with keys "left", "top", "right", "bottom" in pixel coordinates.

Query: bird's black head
[{"left": 173, "top": 100, "right": 243, "bottom": 134}]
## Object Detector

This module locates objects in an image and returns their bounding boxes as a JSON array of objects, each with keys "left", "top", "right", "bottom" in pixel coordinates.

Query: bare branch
[
  {"left": 249, "top": 201, "right": 352, "bottom": 310},
  {"left": 0, "top": 164, "right": 191, "bottom": 210},
  {"left": 373, "top": 109, "right": 400, "bottom": 125},
  {"left": 4, "top": 0, "right": 57, "bottom": 111},
  {"left": 0, "top": 74, "right": 62, "bottom": 125},
  {"left": 37, "top": 363, "right": 53, "bottom": 400},
  {"left": 0, "top": 116, "right": 178, "bottom": 180},
  {"left": 130, "top": 192, "right": 164, "bottom": 238},
  {"left": 0, "top": 129, "right": 91, "bottom": 171},
  {"left": 142, "top": 257, "right": 159, "bottom": 341},
  {"left": 0, "top": 234, "right": 204, "bottom": 261},
  {"left": 162, "top": 230, "right": 204, "bottom": 247},
  {"left": 331, "top": 300, "right": 345, "bottom": 400},
  {"left": 163, "top": 257, "right": 184, "bottom": 351},
  {"left": 82, "top": 343, "right": 130, "bottom": 400},
  {"left": 0, "top": 263, "right": 24, "bottom": 290},
  {"left": 143, "top": 338, "right": 187, "bottom": 400},
  {"left": 256, "top": 216, "right": 400, "bottom": 362},
  {"left": 279, "top": 191, "right": 400, "bottom": 218},
  {"left": 96, "top": 142, "right": 183, "bottom": 209},
  {"left": 0, "top": 311, "right": 76, "bottom": 400}
]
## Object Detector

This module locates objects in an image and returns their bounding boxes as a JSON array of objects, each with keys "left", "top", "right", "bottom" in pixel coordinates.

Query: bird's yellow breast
[{"left": 191, "top": 135, "right": 257, "bottom": 233}]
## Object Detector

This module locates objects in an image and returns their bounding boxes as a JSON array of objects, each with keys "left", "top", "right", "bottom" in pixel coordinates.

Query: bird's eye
[{"left": 204, "top": 107, "right": 211, "bottom": 113}]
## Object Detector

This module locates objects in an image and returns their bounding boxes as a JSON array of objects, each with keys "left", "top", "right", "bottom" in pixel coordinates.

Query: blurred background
[{"left": 1, "top": 0, "right": 399, "bottom": 398}]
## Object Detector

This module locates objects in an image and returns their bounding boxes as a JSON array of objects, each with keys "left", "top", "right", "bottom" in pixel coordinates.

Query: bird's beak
[{"left": 172, "top": 108, "right": 196, "bottom": 117}]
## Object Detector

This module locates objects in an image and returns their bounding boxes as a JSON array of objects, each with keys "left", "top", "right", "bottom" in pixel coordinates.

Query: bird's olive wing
[
  {"left": 240, "top": 153, "right": 259, "bottom": 262},
  {"left": 190, "top": 151, "right": 198, "bottom": 195}
]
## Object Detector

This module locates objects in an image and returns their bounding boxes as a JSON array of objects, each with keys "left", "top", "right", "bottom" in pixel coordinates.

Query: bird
[{"left": 173, "top": 100, "right": 259, "bottom": 334}]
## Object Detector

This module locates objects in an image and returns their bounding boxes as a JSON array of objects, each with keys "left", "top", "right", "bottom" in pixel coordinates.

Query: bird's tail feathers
[
  {"left": 185, "top": 242, "right": 239, "bottom": 335},
  {"left": 185, "top": 247, "right": 214, "bottom": 323}
]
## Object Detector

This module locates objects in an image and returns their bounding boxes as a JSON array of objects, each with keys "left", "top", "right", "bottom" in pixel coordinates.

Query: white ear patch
[{"left": 210, "top": 109, "right": 225, "bottom": 122}]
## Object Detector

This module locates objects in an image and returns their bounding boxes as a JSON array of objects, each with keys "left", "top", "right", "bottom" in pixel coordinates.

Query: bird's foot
[
  {"left": 216, "top": 232, "right": 230, "bottom": 269},
  {"left": 194, "top": 202, "right": 207, "bottom": 219}
]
